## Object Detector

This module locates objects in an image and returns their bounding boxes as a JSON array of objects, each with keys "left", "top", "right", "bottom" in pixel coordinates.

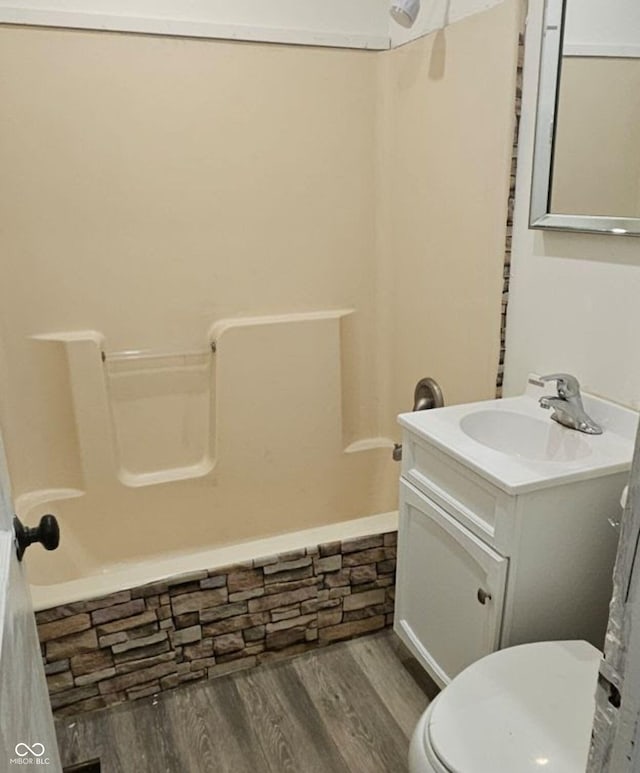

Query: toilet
[{"left": 409, "top": 640, "right": 601, "bottom": 773}]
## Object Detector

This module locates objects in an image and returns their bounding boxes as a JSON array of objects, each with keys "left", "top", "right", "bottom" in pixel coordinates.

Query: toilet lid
[{"left": 427, "top": 641, "right": 601, "bottom": 773}]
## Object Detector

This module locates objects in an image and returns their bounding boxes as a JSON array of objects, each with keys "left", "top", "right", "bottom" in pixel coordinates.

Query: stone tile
[
  {"left": 91, "top": 600, "right": 146, "bottom": 626},
  {"left": 300, "top": 599, "right": 320, "bottom": 614},
  {"left": 318, "top": 541, "right": 341, "bottom": 557},
  {"left": 113, "top": 640, "right": 171, "bottom": 665},
  {"left": 160, "top": 671, "right": 203, "bottom": 690},
  {"left": 383, "top": 532, "right": 398, "bottom": 547},
  {"left": 127, "top": 683, "right": 162, "bottom": 700},
  {"left": 70, "top": 649, "right": 114, "bottom": 677},
  {"left": 74, "top": 667, "right": 117, "bottom": 687},
  {"left": 38, "top": 613, "right": 91, "bottom": 643},
  {"left": 202, "top": 612, "right": 267, "bottom": 638},
  {"left": 323, "top": 570, "right": 351, "bottom": 588},
  {"left": 112, "top": 631, "right": 169, "bottom": 655},
  {"left": 249, "top": 586, "right": 316, "bottom": 613},
  {"left": 98, "top": 662, "right": 177, "bottom": 694},
  {"left": 217, "top": 643, "right": 264, "bottom": 662},
  {"left": 263, "top": 557, "right": 312, "bottom": 576},
  {"left": 171, "top": 588, "right": 229, "bottom": 616},
  {"left": 182, "top": 639, "right": 214, "bottom": 660},
  {"left": 243, "top": 625, "right": 265, "bottom": 642},
  {"left": 318, "top": 615, "right": 385, "bottom": 644},
  {"left": 96, "top": 610, "right": 158, "bottom": 635},
  {"left": 263, "top": 566, "right": 314, "bottom": 584},
  {"left": 115, "top": 652, "right": 175, "bottom": 675},
  {"left": 189, "top": 657, "right": 217, "bottom": 671},
  {"left": 36, "top": 603, "right": 88, "bottom": 624},
  {"left": 46, "top": 629, "right": 98, "bottom": 661},
  {"left": 342, "top": 549, "right": 386, "bottom": 567},
  {"left": 375, "top": 563, "right": 396, "bottom": 577},
  {"left": 132, "top": 581, "right": 169, "bottom": 598},
  {"left": 229, "top": 588, "right": 265, "bottom": 602},
  {"left": 343, "top": 589, "right": 386, "bottom": 612},
  {"left": 169, "top": 625, "right": 202, "bottom": 647},
  {"left": 227, "top": 568, "right": 264, "bottom": 593},
  {"left": 44, "top": 659, "right": 69, "bottom": 676},
  {"left": 352, "top": 578, "right": 394, "bottom": 593},
  {"left": 265, "top": 626, "right": 307, "bottom": 650},
  {"left": 317, "top": 598, "right": 342, "bottom": 611},
  {"left": 126, "top": 622, "right": 161, "bottom": 640},
  {"left": 46, "top": 671, "right": 74, "bottom": 693},
  {"left": 168, "top": 581, "right": 201, "bottom": 597},
  {"left": 270, "top": 605, "right": 301, "bottom": 622},
  {"left": 265, "top": 613, "right": 316, "bottom": 634},
  {"left": 263, "top": 576, "right": 318, "bottom": 595},
  {"left": 318, "top": 609, "right": 342, "bottom": 628},
  {"left": 50, "top": 685, "right": 99, "bottom": 710},
  {"left": 98, "top": 632, "right": 128, "bottom": 648},
  {"left": 350, "top": 565, "right": 377, "bottom": 585},
  {"left": 328, "top": 587, "right": 351, "bottom": 600},
  {"left": 200, "top": 575, "right": 227, "bottom": 590},
  {"left": 200, "top": 601, "right": 248, "bottom": 624},
  {"left": 252, "top": 555, "right": 279, "bottom": 568},
  {"left": 341, "top": 535, "right": 383, "bottom": 553},
  {"left": 213, "top": 632, "right": 244, "bottom": 656},
  {"left": 174, "top": 612, "right": 199, "bottom": 630},
  {"left": 313, "top": 555, "right": 342, "bottom": 573}
]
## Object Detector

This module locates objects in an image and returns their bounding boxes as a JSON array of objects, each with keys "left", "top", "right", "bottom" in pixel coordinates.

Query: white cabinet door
[
  {"left": 0, "top": 432, "right": 61, "bottom": 771},
  {"left": 394, "top": 480, "right": 508, "bottom": 687}
]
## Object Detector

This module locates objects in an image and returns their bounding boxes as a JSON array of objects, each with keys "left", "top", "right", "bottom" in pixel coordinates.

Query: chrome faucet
[{"left": 538, "top": 373, "right": 603, "bottom": 435}]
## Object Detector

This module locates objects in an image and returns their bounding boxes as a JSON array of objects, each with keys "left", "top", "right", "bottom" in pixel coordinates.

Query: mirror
[{"left": 530, "top": 0, "right": 640, "bottom": 235}]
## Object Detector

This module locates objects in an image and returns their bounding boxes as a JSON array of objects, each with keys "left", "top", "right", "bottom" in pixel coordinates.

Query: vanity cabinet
[{"left": 394, "top": 421, "right": 627, "bottom": 688}]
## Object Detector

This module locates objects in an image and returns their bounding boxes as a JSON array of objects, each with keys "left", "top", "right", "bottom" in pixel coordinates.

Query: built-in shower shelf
[
  {"left": 118, "top": 460, "right": 215, "bottom": 488},
  {"left": 104, "top": 346, "right": 216, "bottom": 485}
]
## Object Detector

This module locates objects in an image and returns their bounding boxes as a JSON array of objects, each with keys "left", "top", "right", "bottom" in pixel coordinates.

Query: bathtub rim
[{"left": 26, "top": 510, "right": 398, "bottom": 611}]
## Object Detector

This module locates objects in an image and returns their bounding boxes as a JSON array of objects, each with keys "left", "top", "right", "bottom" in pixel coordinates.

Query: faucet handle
[{"left": 539, "top": 373, "right": 581, "bottom": 399}]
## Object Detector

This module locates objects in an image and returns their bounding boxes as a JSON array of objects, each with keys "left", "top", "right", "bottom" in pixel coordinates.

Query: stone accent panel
[
  {"left": 496, "top": 30, "right": 524, "bottom": 399},
  {"left": 37, "top": 530, "right": 397, "bottom": 717}
]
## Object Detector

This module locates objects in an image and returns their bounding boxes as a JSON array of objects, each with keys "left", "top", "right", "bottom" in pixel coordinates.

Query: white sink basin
[
  {"left": 398, "top": 376, "right": 638, "bottom": 494},
  {"left": 459, "top": 409, "right": 592, "bottom": 462}
]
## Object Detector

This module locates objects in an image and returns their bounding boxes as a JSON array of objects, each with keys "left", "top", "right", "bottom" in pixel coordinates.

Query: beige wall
[
  {"left": 0, "top": 5, "right": 518, "bottom": 565},
  {"left": 552, "top": 57, "right": 640, "bottom": 217},
  {"left": 382, "top": 1, "right": 519, "bottom": 431}
]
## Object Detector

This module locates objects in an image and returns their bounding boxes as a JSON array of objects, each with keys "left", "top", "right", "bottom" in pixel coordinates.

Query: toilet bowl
[{"left": 409, "top": 640, "right": 601, "bottom": 773}]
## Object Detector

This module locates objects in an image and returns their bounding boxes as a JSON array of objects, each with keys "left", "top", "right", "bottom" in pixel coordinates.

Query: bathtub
[{"left": 20, "top": 486, "right": 397, "bottom": 610}]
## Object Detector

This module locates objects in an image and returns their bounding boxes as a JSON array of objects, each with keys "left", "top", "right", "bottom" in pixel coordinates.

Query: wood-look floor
[{"left": 56, "top": 630, "right": 437, "bottom": 773}]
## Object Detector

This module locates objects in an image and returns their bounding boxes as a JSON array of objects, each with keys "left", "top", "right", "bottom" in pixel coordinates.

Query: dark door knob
[{"left": 13, "top": 514, "right": 60, "bottom": 562}]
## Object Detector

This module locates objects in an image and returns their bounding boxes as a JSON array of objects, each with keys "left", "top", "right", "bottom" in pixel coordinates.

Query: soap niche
[{"left": 103, "top": 348, "right": 216, "bottom": 487}]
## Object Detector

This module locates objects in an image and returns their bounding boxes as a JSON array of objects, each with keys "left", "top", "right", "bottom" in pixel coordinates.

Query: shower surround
[{"left": 0, "top": 1, "right": 520, "bottom": 713}]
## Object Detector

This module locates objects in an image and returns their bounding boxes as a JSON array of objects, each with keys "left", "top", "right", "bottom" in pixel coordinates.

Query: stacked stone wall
[{"left": 37, "top": 531, "right": 397, "bottom": 716}]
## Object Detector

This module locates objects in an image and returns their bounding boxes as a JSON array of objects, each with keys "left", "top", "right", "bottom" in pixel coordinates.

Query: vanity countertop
[{"left": 398, "top": 379, "right": 638, "bottom": 495}]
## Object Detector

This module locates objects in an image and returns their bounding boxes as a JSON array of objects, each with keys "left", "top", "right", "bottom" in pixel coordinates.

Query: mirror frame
[{"left": 530, "top": 0, "right": 640, "bottom": 236}]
